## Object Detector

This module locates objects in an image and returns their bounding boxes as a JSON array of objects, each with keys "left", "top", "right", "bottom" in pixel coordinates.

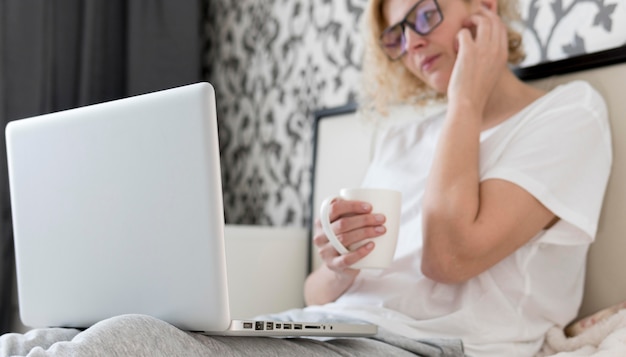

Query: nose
[{"left": 403, "top": 26, "right": 427, "bottom": 53}]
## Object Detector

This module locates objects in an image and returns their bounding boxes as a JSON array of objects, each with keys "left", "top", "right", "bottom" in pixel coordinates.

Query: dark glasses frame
[{"left": 379, "top": 0, "right": 444, "bottom": 61}]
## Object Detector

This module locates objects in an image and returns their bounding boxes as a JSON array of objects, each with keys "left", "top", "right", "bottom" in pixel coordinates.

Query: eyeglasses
[{"left": 379, "top": 0, "right": 444, "bottom": 60}]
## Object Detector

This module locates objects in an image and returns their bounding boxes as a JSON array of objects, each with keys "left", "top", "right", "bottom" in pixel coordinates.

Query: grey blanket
[{"left": 1, "top": 313, "right": 466, "bottom": 356}]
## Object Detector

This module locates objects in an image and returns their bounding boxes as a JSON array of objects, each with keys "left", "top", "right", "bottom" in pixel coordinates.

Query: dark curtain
[{"left": 0, "top": 0, "right": 205, "bottom": 333}]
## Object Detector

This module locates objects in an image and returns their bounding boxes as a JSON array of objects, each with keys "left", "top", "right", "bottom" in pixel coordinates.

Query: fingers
[
  {"left": 448, "top": 5, "right": 508, "bottom": 108},
  {"left": 313, "top": 216, "right": 386, "bottom": 248},
  {"left": 330, "top": 241, "right": 375, "bottom": 270},
  {"left": 455, "top": 28, "right": 473, "bottom": 54},
  {"left": 333, "top": 210, "right": 385, "bottom": 236},
  {"left": 480, "top": 7, "right": 508, "bottom": 54},
  {"left": 465, "top": 7, "right": 507, "bottom": 52},
  {"left": 312, "top": 198, "right": 387, "bottom": 274},
  {"left": 327, "top": 198, "right": 372, "bottom": 222},
  {"left": 474, "top": 10, "right": 495, "bottom": 43},
  {"left": 313, "top": 198, "right": 386, "bottom": 249},
  {"left": 336, "top": 223, "right": 386, "bottom": 248},
  {"left": 313, "top": 223, "right": 383, "bottom": 274},
  {"left": 453, "top": 6, "right": 508, "bottom": 82},
  {"left": 318, "top": 240, "right": 375, "bottom": 273}
]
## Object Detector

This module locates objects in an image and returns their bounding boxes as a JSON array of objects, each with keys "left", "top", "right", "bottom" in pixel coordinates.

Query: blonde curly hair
[{"left": 360, "top": 0, "right": 525, "bottom": 113}]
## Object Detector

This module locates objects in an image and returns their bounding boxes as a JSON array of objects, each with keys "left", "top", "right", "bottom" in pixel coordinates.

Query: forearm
[
  {"left": 421, "top": 102, "right": 482, "bottom": 281},
  {"left": 420, "top": 5, "right": 507, "bottom": 253},
  {"left": 304, "top": 265, "right": 358, "bottom": 306}
]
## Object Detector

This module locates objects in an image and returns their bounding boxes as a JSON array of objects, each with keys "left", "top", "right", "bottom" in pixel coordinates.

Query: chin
[{"left": 425, "top": 76, "right": 449, "bottom": 95}]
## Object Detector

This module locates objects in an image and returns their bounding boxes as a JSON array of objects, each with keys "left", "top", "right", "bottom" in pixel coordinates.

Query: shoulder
[
  {"left": 542, "top": 80, "right": 607, "bottom": 118},
  {"left": 517, "top": 80, "right": 609, "bottom": 137},
  {"left": 492, "top": 80, "right": 612, "bottom": 161}
]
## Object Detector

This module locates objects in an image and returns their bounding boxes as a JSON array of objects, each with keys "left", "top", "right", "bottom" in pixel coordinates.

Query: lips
[{"left": 420, "top": 54, "right": 441, "bottom": 73}]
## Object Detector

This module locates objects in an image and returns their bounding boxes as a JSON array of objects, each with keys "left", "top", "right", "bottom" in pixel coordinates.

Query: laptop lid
[
  {"left": 6, "top": 83, "right": 377, "bottom": 338},
  {"left": 6, "top": 82, "right": 231, "bottom": 331}
]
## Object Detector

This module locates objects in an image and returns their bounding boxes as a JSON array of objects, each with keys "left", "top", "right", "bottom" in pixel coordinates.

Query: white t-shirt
[{"left": 307, "top": 81, "right": 612, "bottom": 357}]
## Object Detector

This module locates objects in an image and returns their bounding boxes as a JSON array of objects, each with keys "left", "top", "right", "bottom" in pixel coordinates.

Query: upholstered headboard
[
  {"left": 528, "top": 61, "right": 626, "bottom": 318},
  {"left": 311, "top": 52, "right": 626, "bottom": 319}
]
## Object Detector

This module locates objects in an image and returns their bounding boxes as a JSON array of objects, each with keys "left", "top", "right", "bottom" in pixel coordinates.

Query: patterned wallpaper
[
  {"left": 205, "top": 0, "right": 625, "bottom": 227},
  {"left": 519, "top": 0, "right": 626, "bottom": 67},
  {"left": 206, "top": 0, "right": 367, "bottom": 226}
]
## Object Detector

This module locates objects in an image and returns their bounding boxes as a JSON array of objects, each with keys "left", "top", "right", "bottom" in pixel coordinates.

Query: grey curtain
[{"left": 0, "top": 0, "right": 204, "bottom": 333}]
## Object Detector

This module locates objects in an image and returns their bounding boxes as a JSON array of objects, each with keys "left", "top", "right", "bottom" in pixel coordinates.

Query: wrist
[
  {"left": 447, "top": 98, "right": 483, "bottom": 120},
  {"left": 327, "top": 264, "right": 358, "bottom": 284}
]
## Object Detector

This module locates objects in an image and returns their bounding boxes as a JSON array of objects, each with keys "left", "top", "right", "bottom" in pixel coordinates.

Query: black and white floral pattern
[
  {"left": 206, "top": 0, "right": 366, "bottom": 226},
  {"left": 519, "top": 0, "right": 625, "bottom": 66},
  {"left": 205, "top": 0, "right": 625, "bottom": 227}
]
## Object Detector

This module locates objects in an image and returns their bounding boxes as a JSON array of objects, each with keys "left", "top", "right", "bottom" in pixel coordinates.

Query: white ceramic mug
[{"left": 319, "top": 188, "right": 401, "bottom": 269}]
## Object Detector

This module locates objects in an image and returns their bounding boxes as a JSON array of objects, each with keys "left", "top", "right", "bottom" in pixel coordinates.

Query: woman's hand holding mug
[{"left": 316, "top": 188, "right": 402, "bottom": 272}]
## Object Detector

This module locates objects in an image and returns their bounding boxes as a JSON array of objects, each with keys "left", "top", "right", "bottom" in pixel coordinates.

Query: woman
[
  {"left": 304, "top": 0, "right": 611, "bottom": 355},
  {"left": 0, "top": 0, "right": 611, "bottom": 356}
]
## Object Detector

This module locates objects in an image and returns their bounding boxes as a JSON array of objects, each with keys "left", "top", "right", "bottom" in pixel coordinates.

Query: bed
[
  {"left": 8, "top": 46, "right": 626, "bottom": 357},
  {"left": 308, "top": 48, "right": 626, "bottom": 356}
]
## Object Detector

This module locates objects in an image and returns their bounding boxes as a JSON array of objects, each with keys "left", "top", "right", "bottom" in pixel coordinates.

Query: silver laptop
[{"left": 5, "top": 82, "right": 376, "bottom": 337}]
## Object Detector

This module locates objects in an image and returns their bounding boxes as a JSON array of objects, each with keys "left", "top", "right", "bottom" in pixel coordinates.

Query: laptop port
[
  {"left": 243, "top": 322, "right": 253, "bottom": 329},
  {"left": 305, "top": 325, "right": 320, "bottom": 329},
  {"left": 294, "top": 324, "right": 302, "bottom": 330},
  {"left": 283, "top": 323, "right": 292, "bottom": 329},
  {"left": 255, "top": 321, "right": 264, "bottom": 330},
  {"left": 275, "top": 323, "right": 282, "bottom": 329},
  {"left": 266, "top": 322, "right": 274, "bottom": 330}
]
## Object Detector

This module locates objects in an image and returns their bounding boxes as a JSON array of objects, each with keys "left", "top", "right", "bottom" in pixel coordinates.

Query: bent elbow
[{"left": 420, "top": 256, "right": 471, "bottom": 284}]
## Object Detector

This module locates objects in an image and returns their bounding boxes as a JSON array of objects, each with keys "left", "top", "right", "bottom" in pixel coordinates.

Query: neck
[{"left": 480, "top": 69, "right": 545, "bottom": 131}]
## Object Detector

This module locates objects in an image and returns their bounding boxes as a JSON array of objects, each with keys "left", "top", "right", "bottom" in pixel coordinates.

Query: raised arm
[{"left": 420, "top": 7, "right": 556, "bottom": 284}]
